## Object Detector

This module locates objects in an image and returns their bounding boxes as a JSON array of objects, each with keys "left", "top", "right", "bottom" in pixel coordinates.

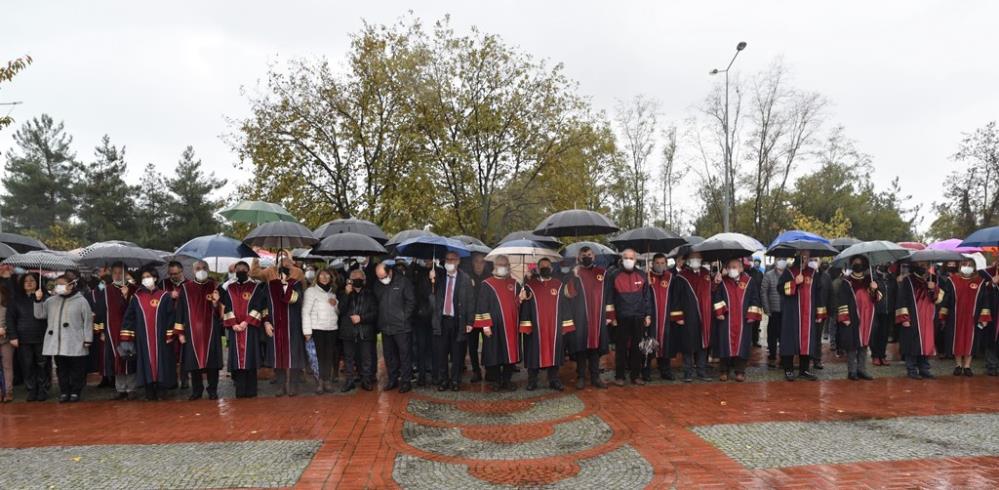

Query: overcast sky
[{"left": 3, "top": 1, "right": 997, "bottom": 232}]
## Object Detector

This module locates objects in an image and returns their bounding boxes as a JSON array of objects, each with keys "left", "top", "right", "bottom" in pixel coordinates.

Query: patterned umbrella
[
  {"left": 3, "top": 250, "right": 80, "bottom": 271},
  {"left": 79, "top": 244, "right": 166, "bottom": 268},
  {"left": 305, "top": 338, "right": 320, "bottom": 382}
]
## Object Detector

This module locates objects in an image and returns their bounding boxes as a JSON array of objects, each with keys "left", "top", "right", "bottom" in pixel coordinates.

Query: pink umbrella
[
  {"left": 927, "top": 238, "right": 982, "bottom": 254},
  {"left": 897, "top": 241, "right": 926, "bottom": 251}
]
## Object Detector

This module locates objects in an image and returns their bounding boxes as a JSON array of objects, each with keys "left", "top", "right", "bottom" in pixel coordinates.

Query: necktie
[{"left": 444, "top": 275, "right": 455, "bottom": 316}]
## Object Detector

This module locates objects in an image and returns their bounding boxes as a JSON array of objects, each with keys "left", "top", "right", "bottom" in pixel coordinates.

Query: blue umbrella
[
  {"left": 175, "top": 234, "right": 259, "bottom": 272},
  {"left": 395, "top": 236, "right": 470, "bottom": 259},
  {"left": 305, "top": 338, "right": 320, "bottom": 382},
  {"left": 768, "top": 230, "right": 830, "bottom": 249},
  {"left": 960, "top": 226, "right": 999, "bottom": 248}
]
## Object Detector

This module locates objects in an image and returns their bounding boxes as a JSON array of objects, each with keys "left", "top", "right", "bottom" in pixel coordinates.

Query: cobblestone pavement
[
  {"left": 1, "top": 342, "right": 999, "bottom": 488},
  {"left": 0, "top": 440, "right": 321, "bottom": 489}
]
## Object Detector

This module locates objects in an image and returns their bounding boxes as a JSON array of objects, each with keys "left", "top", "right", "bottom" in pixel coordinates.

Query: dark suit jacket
[{"left": 430, "top": 268, "right": 475, "bottom": 341}]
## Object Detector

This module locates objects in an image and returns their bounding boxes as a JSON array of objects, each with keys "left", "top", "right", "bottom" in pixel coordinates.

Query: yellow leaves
[{"left": 790, "top": 208, "right": 852, "bottom": 240}]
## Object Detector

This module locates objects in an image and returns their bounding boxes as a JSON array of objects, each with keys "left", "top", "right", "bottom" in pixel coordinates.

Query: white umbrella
[{"left": 486, "top": 239, "right": 562, "bottom": 282}]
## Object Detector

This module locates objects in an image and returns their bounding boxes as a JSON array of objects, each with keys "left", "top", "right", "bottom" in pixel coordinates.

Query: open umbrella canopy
[
  {"left": 767, "top": 230, "right": 836, "bottom": 257},
  {"left": 533, "top": 209, "right": 619, "bottom": 237},
  {"left": 959, "top": 226, "right": 999, "bottom": 248},
  {"left": 906, "top": 249, "right": 966, "bottom": 263},
  {"left": 175, "top": 234, "right": 258, "bottom": 261},
  {"left": 3, "top": 250, "right": 80, "bottom": 271},
  {"left": 487, "top": 240, "right": 563, "bottom": 282},
  {"left": 691, "top": 232, "right": 763, "bottom": 261},
  {"left": 79, "top": 243, "right": 166, "bottom": 268},
  {"left": 561, "top": 241, "right": 617, "bottom": 259},
  {"left": 768, "top": 230, "right": 830, "bottom": 249},
  {"left": 832, "top": 240, "right": 911, "bottom": 267},
  {"left": 897, "top": 241, "right": 927, "bottom": 251},
  {"left": 311, "top": 232, "right": 387, "bottom": 257},
  {"left": 313, "top": 218, "right": 388, "bottom": 244},
  {"left": 219, "top": 200, "right": 297, "bottom": 225},
  {"left": 395, "top": 235, "right": 469, "bottom": 259},
  {"left": 609, "top": 227, "right": 686, "bottom": 254},
  {"left": 929, "top": 238, "right": 983, "bottom": 253},
  {"left": 0, "top": 242, "right": 18, "bottom": 260},
  {"left": 497, "top": 230, "right": 562, "bottom": 250},
  {"left": 450, "top": 235, "right": 486, "bottom": 247},
  {"left": 0, "top": 232, "right": 47, "bottom": 253},
  {"left": 243, "top": 221, "right": 318, "bottom": 250},
  {"left": 830, "top": 237, "right": 861, "bottom": 251},
  {"left": 385, "top": 229, "right": 437, "bottom": 252}
]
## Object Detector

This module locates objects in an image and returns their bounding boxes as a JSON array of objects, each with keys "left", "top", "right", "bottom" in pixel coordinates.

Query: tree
[
  {"left": 0, "top": 55, "right": 32, "bottom": 132},
  {"left": 612, "top": 95, "right": 660, "bottom": 229},
  {"left": 133, "top": 163, "right": 172, "bottom": 250},
  {"left": 657, "top": 124, "right": 687, "bottom": 231},
  {"left": 161, "top": 146, "right": 226, "bottom": 248},
  {"left": 76, "top": 135, "right": 138, "bottom": 244},
  {"left": 0, "top": 114, "right": 79, "bottom": 235},
  {"left": 928, "top": 121, "right": 999, "bottom": 239}
]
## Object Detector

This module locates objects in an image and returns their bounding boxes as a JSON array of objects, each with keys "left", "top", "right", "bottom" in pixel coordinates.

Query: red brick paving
[{"left": 2, "top": 357, "right": 999, "bottom": 489}]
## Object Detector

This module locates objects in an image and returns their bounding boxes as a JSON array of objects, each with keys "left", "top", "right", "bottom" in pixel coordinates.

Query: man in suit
[{"left": 430, "top": 251, "right": 475, "bottom": 391}]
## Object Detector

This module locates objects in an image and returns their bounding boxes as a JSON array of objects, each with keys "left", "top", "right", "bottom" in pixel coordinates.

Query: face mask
[
  {"left": 687, "top": 258, "right": 702, "bottom": 270},
  {"left": 775, "top": 259, "right": 787, "bottom": 270},
  {"left": 97, "top": 282, "right": 106, "bottom": 291},
  {"left": 960, "top": 265, "right": 975, "bottom": 276},
  {"left": 351, "top": 279, "right": 365, "bottom": 289},
  {"left": 560, "top": 266, "right": 571, "bottom": 274},
  {"left": 379, "top": 276, "right": 391, "bottom": 285},
  {"left": 807, "top": 260, "right": 820, "bottom": 270},
  {"left": 622, "top": 259, "right": 636, "bottom": 271},
  {"left": 304, "top": 270, "right": 316, "bottom": 281},
  {"left": 667, "top": 258, "right": 676, "bottom": 268},
  {"left": 54, "top": 284, "right": 68, "bottom": 296},
  {"left": 278, "top": 267, "right": 290, "bottom": 277},
  {"left": 579, "top": 256, "right": 594, "bottom": 267},
  {"left": 195, "top": 270, "right": 209, "bottom": 282},
  {"left": 236, "top": 271, "right": 249, "bottom": 283},
  {"left": 727, "top": 269, "right": 741, "bottom": 279},
  {"left": 652, "top": 264, "right": 666, "bottom": 274},
  {"left": 495, "top": 266, "right": 509, "bottom": 277},
  {"left": 444, "top": 263, "right": 457, "bottom": 273},
  {"left": 141, "top": 277, "right": 156, "bottom": 289},
  {"left": 851, "top": 263, "right": 865, "bottom": 274},
  {"left": 910, "top": 266, "right": 926, "bottom": 276},
  {"left": 538, "top": 267, "right": 552, "bottom": 278}
]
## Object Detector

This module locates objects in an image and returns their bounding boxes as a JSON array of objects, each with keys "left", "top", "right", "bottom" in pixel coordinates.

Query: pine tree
[
  {"left": 76, "top": 135, "right": 138, "bottom": 243},
  {"left": 161, "top": 146, "right": 226, "bottom": 248}
]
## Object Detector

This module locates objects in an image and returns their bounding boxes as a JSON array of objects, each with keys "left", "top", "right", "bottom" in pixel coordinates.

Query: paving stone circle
[{"left": 406, "top": 394, "right": 586, "bottom": 425}]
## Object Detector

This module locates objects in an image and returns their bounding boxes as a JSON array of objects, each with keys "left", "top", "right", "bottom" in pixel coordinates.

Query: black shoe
[
  {"left": 383, "top": 381, "right": 399, "bottom": 391},
  {"left": 858, "top": 372, "right": 874, "bottom": 380},
  {"left": 812, "top": 361, "right": 824, "bottom": 370},
  {"left": 953, "top": 366, "right": 963, "bottom": 376},
  {"left": 36, "top": 392, "right": 48, "bottom": 402},
  {"left": 437, "top": 382, "right": 449, "bottom": 392},
  {"left": 920, "top": 371, "right": 935, "bottom": 379},
  {"left": 767, "top": 359, "right": 777, "bottom": 369},
  {"left": 784, "top": 370, "right": 796, "bottom": 381},
  {"left": 207, "top": 392, "right": 218, "bottom": 400},
  {"left": 399, "top": 383, "right": 412, "bottom": 394},
  {"left": 340, "top": 382, "right": 356, "bottom": 393},
  {"left": 591, "top": 379, "right": 608, "bottom": 389},
  {"left": 504, "top": 381, "right": 517, "bottom": 392},
  {"left": 416, "top": 376, "right": 427, "bottom": 387},
  {"left": 180, "top": 380, "right": 190, "bottom": 389},
  {"left": 470, "top": 370, "right": 482, "bottom": 383},
  {"left": 697, "top": 372, "right": 713, "bottom": 381},
  {"left": 188, "top": 393, "right": 203, "bottom": 401},
  {"left": 361, "top": 381, "right": 373, "bottom": 391},
  {"left": 115, "top": 392, "right": 129, "bottom": 400},
  {"left": 58, "top": 394, "right": 70, "bottom": 403},
  {"left": 660, "top": 369, "right": 675, "bottom": 381},
  {"left": 525, "top": 380, "right": 538, "bottom": 391},
  {"left": 641, "top": 372, "right": 652, "bottom": 382},
  {"left": 907, "top": 371, "right": 922, "bottom": 380},
  {"left": 575, "top": 378, "right": 585, "bottom": 390},
  {"left": 26, "top": 392, "right": 37, "bottom": 402},
  {"left": 848, "top": 373, "right": 858, "bottom": 381},
  {"left": 963, "top": 368, "right": 973, "bottom": 377},
  {"left": 451, "top": 383, "right": 460, "bottom": 392},
  {"left": 68, "top": 394, "right": 80, "bottom": 403},
  {"left": 683, "top": 372, "right": 694, "bottom": 383},
  {"left": 798, "top": 371, "right": 818, "bottom": 381},
  {"left": 549, "top": 380, "right": 564, "bottom": 391}
]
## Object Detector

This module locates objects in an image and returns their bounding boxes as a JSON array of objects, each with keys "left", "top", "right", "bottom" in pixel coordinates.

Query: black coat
[
  {"left": 431, "top": 269, "right": 475, "bottom": 340},
  {"left": 6, "top": 291, "right": 48, "bottom": 344},
  {"left": 338, "top": 288, "right": 378, "bottom": 342},
  {"left": 373, "top": 274, "right": 415, "bottom": 335}
]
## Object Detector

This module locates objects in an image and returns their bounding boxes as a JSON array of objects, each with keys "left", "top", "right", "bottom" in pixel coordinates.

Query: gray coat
[
  {"left": 34, "top": 292, "right": 94, "bottom": 357},
  {"left": 760, "top": 268, "right": 783, "bottom": 314}
]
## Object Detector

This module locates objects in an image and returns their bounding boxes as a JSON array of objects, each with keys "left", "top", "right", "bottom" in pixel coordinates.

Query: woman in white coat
[{"left": 303, "top": 269, "right": 339, "bottom": 393}]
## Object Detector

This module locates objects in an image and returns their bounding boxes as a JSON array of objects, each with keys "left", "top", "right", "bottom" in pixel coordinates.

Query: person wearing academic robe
[
  {"left": 520, "top": 258, "right": 574, "bottom": 391},
  {"left": 646, "top": 253, "right": 684, "bottom": 381},
  {"left": 262, "top": 264, "right": 306, "bottom": 396},
  {"left": 92, "top": 263, "right": 138, "bottom": 399},
  {"left": 982, "top": 263, "right": 999, "bottom": 376},
  {"left": 606, "top": 249, "right": 653, "bottom": 386},
  {"left": 161, "top": 260, "right": 189, "bottom": 390},
  {"left": 778, "top": 251, "right": 827, "bottom": 381},
  {"left": 564, "top": 246, "right": 611, "bottom": 389},
  {"left": 429, "top": 251, "right": 475, "bottom": 392},
  {"left": 465, "top": 252, "right": 491, "bottom": 383},
  {"left": 474, "top": 255, "right": 524, "bottom": 391},
  {"left": 220, "top": 261, "right": 267, "bottom": 398},
  {"left": 937, "top": 258, "right": 992, "bottom": 376},
  {"left": 174, "top": 260, "right": 223, "bottom": 400},
  {"left": 895, "top": 262, "right": 941, "bottom": 379},
  {"left": 673, "top": 251, "right": 716, "bottom": 382},
  {"left": 711, "top": 258, "right": 763, "bottom": 382},
  {"left": 121, "top": 267, "right": 177, "bottom": 400},
  {"left": 834, "top": 256, "right": 884, "bottom": 381},
  {"left": 870, "top": 265, "right": 897, "bottom": 366}
]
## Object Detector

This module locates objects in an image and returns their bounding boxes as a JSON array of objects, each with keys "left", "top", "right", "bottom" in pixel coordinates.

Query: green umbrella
[{"left": 218, "top": 200, "right": 297, "bottom": 225}]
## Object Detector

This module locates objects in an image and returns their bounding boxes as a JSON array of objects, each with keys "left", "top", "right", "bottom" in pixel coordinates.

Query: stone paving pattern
[
  {"left": 0, "top": 440, "right": 321, "bottom": 489},
  {"left": 405, "top": 394, "right": 585, "bottom": 425}
]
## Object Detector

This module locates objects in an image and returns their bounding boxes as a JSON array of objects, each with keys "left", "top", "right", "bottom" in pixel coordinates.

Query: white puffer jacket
[{"left": 303, "top": 284, "right": 339, "bottom": 335}]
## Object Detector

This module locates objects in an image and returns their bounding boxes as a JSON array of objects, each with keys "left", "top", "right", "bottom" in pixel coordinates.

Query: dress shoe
[
  {"left": 437, "top": 382, "right": 450, "bottom": 392},
  {"left": 953, "top": 366, "right": 963, "bottom": 376},
  {"left": 68, "top": 394, "right": 80, "bottom": 403},
  {"left": 660, "top": 369, "right": 675, "bottom": 381},
  {"left": 340, "top": 381, "right": 356, "bottom": 393},
  {"left": 683, "top": 373, "right": 694, "bottom": 383},
  {"left": 784, "top": 371, "right": 796, "bottom": 381},
  {"left": 963, "top": 368, "right": 973, "bottom": 377},
  {"left": 812, "top": 361, "right": 824, "bottom": 370},
  {"left": 188, "top": 393, "right": 203, "bottom": 401},
  {"left": 697, "top": 373, "right": 713, "bottom": 382},
  {"left": 26, "top": 392, "right": 37, "bottom": 402},
  {"left": 525, "top": 380, "right": 538, "bottom": 391},
  {"left": 361, "top": 381, "right": 373, "bottom": 391},
  {"left": 383, "top": 381, "right": 399, "bottom": 391},
  {"left": 907, "top": 371, "right": 922, "bottom": 380},
  {"left": 919, "top": 372, "right": 935, "bottom": 379},
  {"left": 798, "top": 371, "right": 818, "bottom": 381},
  {"left": 549, "top": 380, "right": 564, "bottom": 391},
  {"left": 858, "top": 372, "right": 874, "bottom": 380},
  {"left": 59, "top": 394, "right": 71, "bottom": 403},
  {"left": 399, "top": 383, "right": 412, "bottom": 394},
  {"left": 632, "top": 378, "right": 646, "bottom": 386},
  {"left": 575, "top": 378, "right": 585, "bottom": 390},
  {"left": 613, "top": 378, "right": 625, "bottom": 387},
  {"left": 504, "top": 381, "right": 517, "bottom": 392},
  {"left": 470, "top": 370, "right": 482, "bottom": 383},
  {"left": 115, "top": 392, "right": 129, "bottom": 400},
  {"left": 847, "top": 373, "right": 858, "bottom": 381},
  {"left": 641, "top": 372, "right": 652, "bottom": 382},
  {"left": 207, "top": 392, "right": 219, "bottom": 400}
]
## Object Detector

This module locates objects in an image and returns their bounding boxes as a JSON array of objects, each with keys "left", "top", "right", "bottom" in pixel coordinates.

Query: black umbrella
[
  {"left": 498, "top": 230, "right": 562, "bottom": 250},
  {"left": 0, "top": 232, "right": 47, "bottom": 253},
  {"left": 767, "top": 241, "right": 839, "bottom": 258},
  {"left": 313, "top": 218, "right": 389, "bottom": 244},
  {"left": 385, "top": 229, "right": 437, "bottom": 252},
  {"left": 79, "top": 244, "right": 166, "bottom": 268},
  {"left": 906, "top": 249, "right": 966, "bottom": 263},
  {"left": 533, "top": 209, "right": 619, "bottom": 237},
  {"left": 668, "top": 236, "right": 705, "bottom": 258},
  {"left": 450, "top": 235, "right": 487, "bottom": 247},
  {"left": 691, "top": 234, "right": 760, "bottom": 262},
  {"left": 830, "top": 237, "right": 861, "bottom": 252},
  {"left": 0, "top": 242, "right": 17, "bottom": 260},
  {"left": 311, "top": 232, "right": 387, "bottom": 257},
  {"left": 244, "top": 221, "right": 319, "bottom": 250},
  {"left": 610, "top": 227, "right": 686, "bottom": 254}
]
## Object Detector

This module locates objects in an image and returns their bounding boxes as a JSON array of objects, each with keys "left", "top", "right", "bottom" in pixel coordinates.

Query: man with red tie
[{"left": 430, "top": 251, "right": 475, "bottom": 391}]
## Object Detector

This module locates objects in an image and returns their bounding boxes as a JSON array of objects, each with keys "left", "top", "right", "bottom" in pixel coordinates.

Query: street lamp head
[
  {"left": 709, "top": 68, "right": 720, "bottom": 75},
  {"left": 736, "top": 41, "right": 747, "bottom": 51}
]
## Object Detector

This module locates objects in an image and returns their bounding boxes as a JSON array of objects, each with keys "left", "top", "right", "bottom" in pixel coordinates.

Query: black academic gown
[
  {"left": 711, "top": 273, "right": 763, "bottom": 359},
  {"left": 520, "top": 277, "right": 574, "bottom": 369},
  {"left": 834, "top": 274, "right": 884, "bottom": 351},
  {"left": 564, "top": 266, "right": 611, "bottom": 355},
  {"left": 220, "top": 280, "right": 267, "bottom": 371},
  {"left": 122, "top": 287, "right": 177, "bottom": 387},
  {"left": 674, "top": 267, "right": 714, "bottom": 354},
  {"left": 474, "top": 276, "right": 523, "bottom": 367},
  {"left": 649, "top": 270, "right": 685, "bottom": 359},
  {"left": 778, "top": 266, "right": 826, "bottom": 357},
  {"left": 175, "top": 279, "right": 224, "bottom": 372}
]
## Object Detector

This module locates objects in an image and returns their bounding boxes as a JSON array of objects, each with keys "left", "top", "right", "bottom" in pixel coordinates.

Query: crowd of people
[{"left": 0, "top": 242, "right": 997, "bottom": 404}]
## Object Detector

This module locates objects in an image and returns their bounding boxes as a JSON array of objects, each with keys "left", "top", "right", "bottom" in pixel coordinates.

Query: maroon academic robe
[
  {"left": 895, "top": 275, "right": 939, "bottom": 357},
  {"left": 565, "top": 266, "right": 612, "bottom": 354},
  {"left": 711, "top": 273, "right": 763, "bottom": 359},
  {"left": 675, "top": 267, "right": 714, "bottom": 352},
  {"left": 263, "top": 279, "right": 306, "bottom": 370},
  {"left": 174, "top": 279, "right": 223, "bottom": 371},
  {"left": 835, "top": 274, "right": 882, "bottom": 350},
  {"left": 778, "top": 266, "right": 827, "bottom": 357},
  {"left": 122, "top": 288, "right": 177, "bottom": 386},
  {"left": 938, "top": 273, "right": 992, "bottom": 356},
  {"left": 94, "top": 282, "right": 136, "bottom": 376},
  {"left": 649, "top": 270, "right": 684, "bottom": 359},
  {"left": 221, "top": 281, "right": 266, "bottom": 371},
  {"left": 474, "top": 276, "right": 522, "bottom": 366},
  {"left": 520, "top": 277, "right": 574, "bottom": 369}
]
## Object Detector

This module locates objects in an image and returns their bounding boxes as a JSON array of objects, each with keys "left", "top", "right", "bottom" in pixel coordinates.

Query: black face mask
[
  {"left": 851, "top": 263, "right": 865, "bottom": 273},
  {"left": 579, "top": 257, "right": 594, "bottom": 267},
  {"left": 538, "top": 267, "right": 552, "bottom": 278},
  {"left": 236, "top": 271, "right": 249, "bottom": 283},
  {"left": 351, "top": 279, "right": 365, "bottom": 289},
  {"left": 278, "top": 266, "right": 290, "bottom": 277},
  {"left": 911, "top": 266, "right": 927, "bottom": 276}
]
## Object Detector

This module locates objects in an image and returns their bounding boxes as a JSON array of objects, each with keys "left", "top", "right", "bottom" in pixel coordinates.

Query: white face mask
[
  {"left": 775, "top": 259, "right": 787, "bottom": 270},
  {"left": 667, "top": 258, "right": 676, "bottom": 268},
  {"left": 727, "top": 269, "right": 741, "bottom": 279},
  {"left": 687, "top": 258, "right": 702, "bottom": 270},
  {"left": 304, "top": 270, "right": 316, "bottom": 281},
  {"left": 53, "top": 284, "right": 68, "bottom": 296},
  {"left": 444, "top": 263, "right": 457, "bottom": 273},
  {"left": 194, "top": 270, "right": 209, "bottom": 282},
  {"left": 807, "top": 260, "right": 820, "bottom": 270},
  {"left": 560, "top": 266, "right": 571, "bottom": 274},
  {"left": 379, "top": 276, "right": 391, "bottom": 285},
  {"left": 495, "top": 266, "right": 509, "bottom": 277},
  {"left": 622, "top": 259, "right": 636, "bottom": 271},
  {"left": 960, "top": 265, "right": 975, "bottom": 276},
  {"left": 141, "top": 277, "right": 156, "bottom": 289}
]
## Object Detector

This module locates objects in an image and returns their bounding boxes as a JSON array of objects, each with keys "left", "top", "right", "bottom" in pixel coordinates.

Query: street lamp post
[{"left": 709, "top": 41, "right": 747, "bottom": 233}]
